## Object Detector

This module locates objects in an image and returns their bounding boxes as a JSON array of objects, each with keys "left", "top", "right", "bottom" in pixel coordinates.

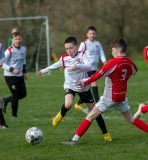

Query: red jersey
[{"left": 84, "top": 56, "right": 138, "bottom": 102}]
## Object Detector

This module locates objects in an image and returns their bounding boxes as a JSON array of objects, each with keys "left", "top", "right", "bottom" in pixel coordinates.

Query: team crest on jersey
[
  {"left": 11, "top": 85, "right": 16, "bottom": 90},
  {"left": 21, "top": 53, "right": 24, "bottom": 57},
  {"left": 96, "top": 45, "right": 98, "bottom": 48},
  {"left": 76, "top": 58, "right": 82, "bottom": 64},
  {"left": 65, "top": 89, "right": 70, "bottom": 93}
]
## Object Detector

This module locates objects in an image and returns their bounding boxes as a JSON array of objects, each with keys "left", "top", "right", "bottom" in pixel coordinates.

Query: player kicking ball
[
  {"left": 60, "top": 37, "right": 148, "bottom": 146},
  {"left": 38, "top": 37, "right": 112, "bottom": 141}
]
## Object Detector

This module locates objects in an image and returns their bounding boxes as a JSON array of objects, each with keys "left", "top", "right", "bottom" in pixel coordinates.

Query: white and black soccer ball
[{"left": 25, "top": 127, "right": 43, "bottom": 144}]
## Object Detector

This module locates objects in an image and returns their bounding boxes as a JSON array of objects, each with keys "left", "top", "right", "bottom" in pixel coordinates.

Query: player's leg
[
  {"left": 2, "top": 76, "right": 13, "bottom": 113},
  {"left": 122, "top": 110, "right": 148, "bottom": 132},
  {"left": 52, "top": 89, "right": 75, "bottom": 126},
  {"left": 91, "top": 81, "right": 99, "bottom": 103},
  {"left": 134, "top": 103, "right": 148, "bottom": 118},
  {"left": 80, "top": 90, "right": 111, "bottom": 141},
  {"left": 18, "top": 76, "right": 27, "bottom": 100},
  {"left": 59, "top": 106, "right": 102, "bottom": 145},
  {"left": 0, "top": 109, "right": 8, "bottom": 129}
]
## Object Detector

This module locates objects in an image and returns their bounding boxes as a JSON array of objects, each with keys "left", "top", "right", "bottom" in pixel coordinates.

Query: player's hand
[
  {"left": 38, "top": 70, "right": 43, "bottom": 75},
  {"left": 70, "top": 65, "right": 77, "bottom": 71},
  {"left": 0, "top": 61, "right": 2, "bottom": 67},
  {"left": 76, "top": 80, "right": 84, "bottom": 90},
  {"left": 23, "top": 73, "right": 28, "bottom": 80},
  {"left": 13, "top": 68, "right": 20, "bottom": 74}
]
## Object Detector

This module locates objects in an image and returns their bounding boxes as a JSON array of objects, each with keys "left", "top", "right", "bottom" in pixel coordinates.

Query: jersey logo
[{"left": 76, "top": 58, "right": 82, "bottom": 64}]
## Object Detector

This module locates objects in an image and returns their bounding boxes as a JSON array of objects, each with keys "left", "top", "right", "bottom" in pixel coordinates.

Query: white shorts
[{"left": 95, "top": 96, "right": 130, "bottom": 112}]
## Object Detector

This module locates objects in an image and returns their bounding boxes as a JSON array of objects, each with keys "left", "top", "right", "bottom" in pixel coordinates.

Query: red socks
[
  {"left": 141, "top": 105, "right": 148, "bottom": 113},
  {"left": 76, "top": 119, "right": 91, "bottom": 137},
  {"left": 133, "top": 118, "right": 148, "bottom": 132}
]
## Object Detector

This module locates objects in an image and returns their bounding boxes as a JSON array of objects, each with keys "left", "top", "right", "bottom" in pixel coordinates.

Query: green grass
[{"left": 0, "top": 58, "right": 148, "bottom": 160}]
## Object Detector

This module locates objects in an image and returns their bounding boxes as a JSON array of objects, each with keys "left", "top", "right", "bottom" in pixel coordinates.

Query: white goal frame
[{"left": 0, "top": 16, "right": 50, "bottom": 75}]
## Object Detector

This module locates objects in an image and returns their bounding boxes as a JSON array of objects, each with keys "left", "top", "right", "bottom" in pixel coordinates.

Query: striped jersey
[
  {"left": 78, "top": 39, "right": 106, "bottom": 70},
  {"left": 3, "top": 45, "right": 27, "bottom": 77},
  {"left": 83, "top": 56, "right": 137, "bottom": 102},
  {"left": 42, "top": 51, "right": 92, "bottom": 92}
]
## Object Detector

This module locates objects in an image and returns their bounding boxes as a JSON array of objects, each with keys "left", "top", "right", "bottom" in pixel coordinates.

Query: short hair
[
  {"left": 12, "top": 31, "right": 22, "bottom": 38},
  {"left": 110, "top": 37, "right": 127, "bottom": 53},
  {"left": 87, "top": 26, "right": 97, "bottom": 33},
  {"left": 64, "top": 37, "right": 78, "bottom": 46}
]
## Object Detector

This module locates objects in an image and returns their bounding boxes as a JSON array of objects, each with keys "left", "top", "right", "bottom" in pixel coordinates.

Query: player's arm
[
  {"left": 38, "top": 57, "right": 63, "bottom": 75},
  {"left": 76, "top": 60, "right": 116, "bottom": 89},
  {"left": 23, "top": 49, "right": 27, "bottom": 79},
  {"left": 73, "top": 53, "right": 92, "bottom": 71},
  {"left": 78, "top": 42, "right": 86, "bottom": 52},
  {"left": 2, "top": 50, "right": 20, "bottom": 74},
  {"left": 0, "top": 44, "right": 6, "bottom": 66},
  {"left": 99, "top": 44, "right": 107, "bottom": 64}
]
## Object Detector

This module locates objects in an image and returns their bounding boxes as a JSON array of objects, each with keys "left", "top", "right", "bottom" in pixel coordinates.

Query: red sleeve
[
  {"left": 84, "top": 59, "right": 117, "bottom": 86},
  {"left": 143, "top": 46, "right": 148, "bottom": 64}
]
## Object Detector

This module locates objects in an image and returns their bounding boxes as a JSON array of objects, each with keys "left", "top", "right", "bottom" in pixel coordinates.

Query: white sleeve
[
  {"left": 2, "top": 49, "right": 11, "bottom": 71},
  {"left": 2, "top": 63, "right": 11, "bottom": 71},
  {"left": 42, "top": 57, "right": 63, "bottom": 74},
  {"left": 78, "top": 42, "right": 86, "bottom": 52},
  {"left": 4, "top": 49, "right": 11, "bottom": 60},
  {"left": 0, "top": 45, "right": 6, "bottom": 63},
  {"left": 76, "top": 53, "right": 92, "bottom": 71},
  {"left": 99, "top": 44, "right": 106, "bottom": 63}
]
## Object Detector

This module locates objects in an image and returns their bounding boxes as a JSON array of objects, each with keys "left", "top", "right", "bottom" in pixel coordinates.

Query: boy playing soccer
[
  {"left": 2, "top": 31, "right": 27, "bottom": 118},
  {"left": 75, "top": 26, "right": 106, "bottom": 110},
  {"left": 60, "top": 37, "right": 148, "bottom": 146},
  {"left": 38, "top": 37, "right": 112, "bottom": 141}
]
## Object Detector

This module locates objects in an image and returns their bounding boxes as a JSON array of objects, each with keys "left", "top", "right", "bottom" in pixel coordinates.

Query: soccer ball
[{"left": 25, "top": 127, "right": 43, "bottom": 144}]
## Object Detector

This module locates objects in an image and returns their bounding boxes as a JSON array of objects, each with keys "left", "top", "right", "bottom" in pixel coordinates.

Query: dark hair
[
  {"left": 12, "top": 31, "right": 22, "bottom": 38},
  {"left": 87, "top": 26, "right": 97, "bottom": 33},
  {"left": 110, "top": 37, "right": 127, "bottom": 53},
  {"left": 64, "top": 37, "right": 78, "bottom": 46}
]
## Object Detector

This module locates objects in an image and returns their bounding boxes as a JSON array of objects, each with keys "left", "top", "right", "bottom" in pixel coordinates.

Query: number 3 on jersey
[{"left": 121, "top": 69, "right": 127, "bottom": 80}]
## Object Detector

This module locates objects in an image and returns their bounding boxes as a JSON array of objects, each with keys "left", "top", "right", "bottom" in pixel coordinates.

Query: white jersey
[
  {"left": 78, "top": 39, "right": 106, "bottom": 70},
  {"left": 0, "top": 43, "right": 5, "bottom": 63},
  {"left": 3, "top": 45, "right": 27, "bottom": 77},
  {"left": 42, "top": 51, "right": 92, "bottom": 92}
]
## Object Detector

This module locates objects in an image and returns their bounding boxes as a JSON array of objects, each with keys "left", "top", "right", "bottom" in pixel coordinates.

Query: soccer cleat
[
  {"left": 103, "top": 132, "right": 112, "bottom": 141},
  {"left": 74, "top": 103, "right": 83, "bottom": 110},
  {"left": 134, "top": 103, "right": 145, "bottom": 118},
  {"left": 52, "top": 111, "right": 63, "bottom": 126},
  {"left": 59, "top": 140, "right": 76, "bottom": 146},
  {"left": 0, "top": 124, "right": 9, "bottom": 129}
]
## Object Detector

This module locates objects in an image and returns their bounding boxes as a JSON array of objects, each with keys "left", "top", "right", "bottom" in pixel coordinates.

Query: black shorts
[
  {"left": 65, "top": 89, "right": 94, "bottom": 103},
  {"left": 87, "top": 70, "right": 96, "bottom": 77}
]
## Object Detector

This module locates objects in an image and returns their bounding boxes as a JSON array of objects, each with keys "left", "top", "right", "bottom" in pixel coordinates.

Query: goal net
[{"left": 0, "top": 16, "right": 50, "bottom": 73}]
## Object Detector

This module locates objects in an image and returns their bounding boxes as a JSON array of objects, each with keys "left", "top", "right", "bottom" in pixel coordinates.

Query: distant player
[
  {"left": 2, "top": 31, "right": 27, "bottom": 118},
  {"left": 60, "top": 37, "right": 148, "bottom": 146},
  {"left": 134, "top": 46, "right": 148, "bottom": 118},
  {"left": 38, "top": 37, "right": 112, "bottom": 141},
  {"left": 74, "top": 26, "right": 106, "bottom": 110}
]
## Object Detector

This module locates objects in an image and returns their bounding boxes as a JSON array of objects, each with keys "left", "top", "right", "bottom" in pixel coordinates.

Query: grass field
[{"left": 0, "top": 58, "right": 148, "bottom": 160}]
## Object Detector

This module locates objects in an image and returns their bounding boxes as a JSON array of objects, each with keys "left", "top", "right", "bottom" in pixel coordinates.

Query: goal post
[{"left": 0, "top": 16, "right": 50, "bottom": 74}]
